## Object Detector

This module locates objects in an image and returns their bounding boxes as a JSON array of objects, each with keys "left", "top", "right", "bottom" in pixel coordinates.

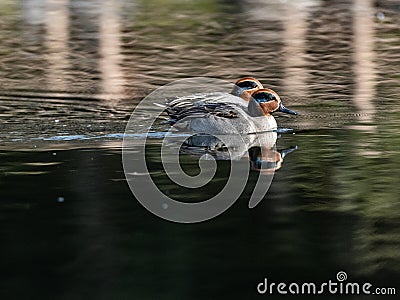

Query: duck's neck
[{"left": 248, "top": 99, "right": 270, "bottom": 117}]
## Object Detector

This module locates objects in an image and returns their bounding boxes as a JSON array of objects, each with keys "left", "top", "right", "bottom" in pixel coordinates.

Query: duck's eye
[
  {"left": 237, "top": 81, "right": 258, "bottom": 89},
  {"left": 254, "top": 92, "right": 275, "bottom": 103}
]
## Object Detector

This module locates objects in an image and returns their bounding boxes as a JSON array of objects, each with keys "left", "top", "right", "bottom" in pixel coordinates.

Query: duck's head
[
  {"left": 231, "top": 77, "right": 263, "bottom": 101},
  {"left": 249, "top": 88, "right": 297, "bottom": 117}
]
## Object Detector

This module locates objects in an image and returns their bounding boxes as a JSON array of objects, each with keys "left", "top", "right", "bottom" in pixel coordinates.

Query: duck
[{"left": 166, "top": 88, "right": 297, "bottom": 134}]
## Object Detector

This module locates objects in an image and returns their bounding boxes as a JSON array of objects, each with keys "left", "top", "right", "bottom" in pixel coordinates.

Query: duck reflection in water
[{"left": 180, "top": 131, "right": 297, "bottom": 172}]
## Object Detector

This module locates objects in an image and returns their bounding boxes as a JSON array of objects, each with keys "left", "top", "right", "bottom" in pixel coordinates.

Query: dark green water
[{"left": 1, "top": 0, "right": 400, "bottom": 299}]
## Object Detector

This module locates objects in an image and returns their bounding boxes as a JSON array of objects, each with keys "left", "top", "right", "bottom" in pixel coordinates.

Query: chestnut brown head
[
  {"left": 250, "top": 88, "right": 297, "bottom": 116},
  {"left": 231, "top": 77, "right": 263, "bottom": 100}
]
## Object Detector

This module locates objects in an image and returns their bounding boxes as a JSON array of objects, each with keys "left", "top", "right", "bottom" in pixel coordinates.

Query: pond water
[{"left": 1, "top": 0, "right": 400, "bottom": 299}]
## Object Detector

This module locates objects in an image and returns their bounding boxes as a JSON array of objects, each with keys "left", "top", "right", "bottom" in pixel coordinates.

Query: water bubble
[{"left": 57, "top": 197, "right": 65, "bottom": 203}]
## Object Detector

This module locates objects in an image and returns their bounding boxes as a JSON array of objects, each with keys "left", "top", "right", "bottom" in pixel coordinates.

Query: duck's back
[{"left": 167, "top": 92, "right": 247, "bottom": 109}]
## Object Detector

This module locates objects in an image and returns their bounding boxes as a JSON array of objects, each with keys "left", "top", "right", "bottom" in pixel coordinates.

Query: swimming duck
[{"left": 166, "top": 88, "right": 297, "bottom": 134}]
